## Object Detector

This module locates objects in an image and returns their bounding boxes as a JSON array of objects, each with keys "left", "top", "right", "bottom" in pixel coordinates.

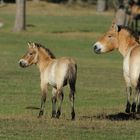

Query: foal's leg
[
  {"left": 56, "top": 89, "right": 64, "bottom": 119},
  {"left": 69, "top": 89, "right": 75, "bottom": 120},
  {"left": 38, "top": 86, "right": 47, "bottom": 118},
  {"left": 51, "top": 88, "right": 57, "bottom": 118},
  {"left": 137, "top": 93, "right": 140, "bottom": 113},
  {"left": 124, "top": 73, "right": 132, "bottom": 113},
  {"left": 136, "top": 79, "right": 140, "bottom": 113}
]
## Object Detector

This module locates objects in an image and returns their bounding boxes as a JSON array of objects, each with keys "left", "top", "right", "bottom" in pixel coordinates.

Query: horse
[
  {"left": 93, "top": 23, "right": 140, "bottom": 114},
  {"left": 19, "top": 42, "right": 77, "bottom": 120}
]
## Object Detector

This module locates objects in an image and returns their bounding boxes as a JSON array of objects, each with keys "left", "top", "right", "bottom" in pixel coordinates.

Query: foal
[
  {"left": 19, "top": 42, "right": 77, "bottom": 120},
  {"left": 93, "top": 24, "right": 140, "bottom": 114}
]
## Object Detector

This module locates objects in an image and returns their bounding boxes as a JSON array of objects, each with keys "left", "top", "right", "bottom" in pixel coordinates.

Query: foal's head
[
  {"left": 19, "top": 42, "right": 56, "bottom": 68},
  {"left": 19, "top": 42, "right": 39, "bottom": 68},
  {"left": 93, "top": 24, "right": 138, "bottom": 54}
]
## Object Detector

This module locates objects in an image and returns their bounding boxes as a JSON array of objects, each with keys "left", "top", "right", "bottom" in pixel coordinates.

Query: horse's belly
[{"left": 48, "top": 71, "right": 57, "bottom": 88}]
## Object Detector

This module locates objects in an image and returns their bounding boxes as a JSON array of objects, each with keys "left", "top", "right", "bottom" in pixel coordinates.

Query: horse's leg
[
  {"left": 68, "top": 78, "right": 76, "bottom": 120},
  {"left": 136, "top": 76, "right": 140, "bottom": 113},
  {"left": 56, "top": 89, "right": 64, "bottom": 119},
  {"left": 38, "top": 85, "right": 47, "bottom": 118},
  {"left": 131, "top": 74, "right": 140, "bottom": 113},
  {"left": 69, "top": 89, "right": 75, "bottom": 120},
  {"left": 137, "top": 93, "right": 140, "bottom": 113},
  {"left": 131, "top": 88, "right": 138, "bottom": 113},
  {"left": 125, "top": 87, "right": 132, "bottom": 113},
  {"left": 51, "top": 88, "right": 57, "bottom": 118},
  {"left": 124, "top": 73, "right": 132, "bottom": 113}
]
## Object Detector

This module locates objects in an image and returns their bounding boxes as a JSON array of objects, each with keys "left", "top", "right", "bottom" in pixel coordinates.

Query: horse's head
[
  {"left": 93, "top": 24, "right": 120, "bottom": 54},
  {"left": 19, "top": 42, "right": 39, "bottom": 68}
]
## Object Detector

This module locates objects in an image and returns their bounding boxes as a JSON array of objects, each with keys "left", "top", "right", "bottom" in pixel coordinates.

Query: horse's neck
[
  {"left": 118, "top": 36, "right": 139, "bottom": 57},
  {"left": 37, "top": 50, "right": 54, "bottom": 72}
]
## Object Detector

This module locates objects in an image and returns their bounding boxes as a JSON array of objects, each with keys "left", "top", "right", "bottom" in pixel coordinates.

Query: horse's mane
[
  {"left": 34, "top": 43, "right": 56, "bottom": 59},
  {"left": 119, "top": 26, "right": 140, "bottom": 43}
]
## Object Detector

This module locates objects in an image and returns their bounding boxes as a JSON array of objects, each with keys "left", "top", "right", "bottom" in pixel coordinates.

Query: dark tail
[{"left": 68, "top": 63, "right": 77, "bottom": 93}]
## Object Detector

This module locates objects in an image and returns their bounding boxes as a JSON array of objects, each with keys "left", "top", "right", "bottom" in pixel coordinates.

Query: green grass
[{"left": 0, "top": 2, "right": 139, "bottom": 140}]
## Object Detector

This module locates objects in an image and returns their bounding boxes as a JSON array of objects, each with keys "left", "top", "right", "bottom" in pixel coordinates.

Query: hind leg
[
  {"left": 131, "top": 88, "right": 138, "bottom": 113},
  {"left": 69, "top": 89, "right": 75, "bottom": 120},
  {"left": 56, "top": 89, "right": 64, "bottom": 119},
  {"left": 124, "top": 73, "right": 132, "bottom": 113},
  {"left": 125, "top": 87, "right": 132, "bottom": 113},
  {"left": 51, "top": 88, "right": 57, "bottom": 118},
  {"left": 137, "top": 93, "right": 140, "bottom": 113}
]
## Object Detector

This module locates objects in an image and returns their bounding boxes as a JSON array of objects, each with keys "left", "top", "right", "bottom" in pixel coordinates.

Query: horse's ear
[
  {"left": 114, "top": 24, "right": 121, "bottom": 32},
  {"left": 32, "top": 43, "right": 37, "bottom": 49},
  {"left": 28, "top": 42, "right": 33, "bottom": 48},
  {"left": 32, "top": 43, "right": 36, "bottom": 48}
]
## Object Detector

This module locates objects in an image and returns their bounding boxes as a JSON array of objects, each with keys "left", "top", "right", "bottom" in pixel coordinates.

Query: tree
[
  {"left": 115, "top": 6, "right": 126, "bottom": 26},
  {"left": 13, "top": 0, "right": 26, "bottom": 32},
  {"left": 97, "top": 0, "right": 108, "bottom": 12}
]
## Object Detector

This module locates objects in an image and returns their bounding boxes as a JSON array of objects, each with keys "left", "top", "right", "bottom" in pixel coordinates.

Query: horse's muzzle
[
  {"left": 93, "top": 45, "right": 101, "bottom": 54},
  {"left": 19, "top": 60, "right": 27, "bottom": 68}
]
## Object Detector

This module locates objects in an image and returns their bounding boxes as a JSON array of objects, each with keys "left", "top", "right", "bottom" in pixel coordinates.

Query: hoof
[
  {"left": 56, "top": 110, "right": 61, "bottom": 119},
  {"left": 125, "top": 102, "right": 131, "bottom": 113},
  {"left": 137, "top": 105, "right": 140, "bottom": 114},
  {"left": 38, "top": 110, "right": 43, "bottom": 118},
  {"left": 71, "top": 111, "right": 75, "bottom": 120},
  {"left": 125, "top": 108, "right": 130, "bottom": 114},
  {"left": 52, "top": 111, "right": 56, "bottom": 118},
  {"left": 131, "top": 103, "right": 136, "bottom": 113}
]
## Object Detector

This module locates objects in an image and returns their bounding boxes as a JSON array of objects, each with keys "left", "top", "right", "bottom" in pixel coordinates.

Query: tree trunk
[
  {"left": 13, "top": 0, "right": 26, "bottom": 32},
  {"left": 115, "top": 7, "right": 126, "bottom": 26},
  {"left": 97, "top": 0, "right": 108, "bottom": 12},
  {"left": 67, "top": 0, "right": 75, "bottom": 6}
]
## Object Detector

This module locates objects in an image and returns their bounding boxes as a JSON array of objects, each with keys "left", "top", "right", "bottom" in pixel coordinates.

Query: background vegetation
[{"left": 0, "top": 1, "right": 140, "bottom": 140}]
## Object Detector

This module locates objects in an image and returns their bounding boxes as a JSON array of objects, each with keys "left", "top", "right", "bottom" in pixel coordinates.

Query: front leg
[{"left": 38, "top": 85, "right": 47, "bottom": 118}]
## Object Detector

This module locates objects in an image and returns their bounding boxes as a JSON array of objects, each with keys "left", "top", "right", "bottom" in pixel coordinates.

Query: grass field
[{"left": 0, "top": 2, "right": 140, "bottom": 140}]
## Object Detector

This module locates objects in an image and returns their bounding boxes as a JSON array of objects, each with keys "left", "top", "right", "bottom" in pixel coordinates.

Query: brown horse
[
  {"left": 93, "top": 23, "right": 140, "bottom": 114},
  {"left": 19, "top": 42, "right": 77, "bottom": 120}
]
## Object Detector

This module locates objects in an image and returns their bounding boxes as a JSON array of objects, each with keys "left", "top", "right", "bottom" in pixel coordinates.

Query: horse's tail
[{"left": 68, "top": 62, "right": 77, "bottom": 93}]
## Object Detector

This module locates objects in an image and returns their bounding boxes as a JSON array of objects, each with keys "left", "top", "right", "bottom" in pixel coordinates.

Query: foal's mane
[
  {"left": 119, "top": 26, "right": 140, "bottom": 43},
  {"left": 34, "top": 43, "right": 56, "bottom": 59}
]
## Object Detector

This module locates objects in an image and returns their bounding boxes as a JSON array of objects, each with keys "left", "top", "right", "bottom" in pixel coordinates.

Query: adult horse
[
  {"left": 19, "top": 42, "right": 77, "bottom": 120},
  {"left": 93, "top": 24, "right": 140, "bottom": 114}
]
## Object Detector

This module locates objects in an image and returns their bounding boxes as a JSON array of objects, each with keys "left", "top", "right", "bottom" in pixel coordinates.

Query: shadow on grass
[
  {"left": 80, "top": 112, "right": 140, "bottom": 121},
  {"left": 26, "top": 24, "right": 36, "bottom": 28},
  {"left": 25, "top": 106, "right": 40, "bottom": 110}
]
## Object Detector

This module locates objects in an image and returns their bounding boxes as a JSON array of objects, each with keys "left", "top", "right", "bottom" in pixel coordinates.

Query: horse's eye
[
  {"left": 108, "top": 35, "right": 112, "bottom": 38},
  {"left": 29, "top": 52, "right": 33, "bottom": 55}
]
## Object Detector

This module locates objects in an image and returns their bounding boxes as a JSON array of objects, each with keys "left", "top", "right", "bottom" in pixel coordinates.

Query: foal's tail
[{"left": 68, "top": 62, "right": 77, "bottom": 93}]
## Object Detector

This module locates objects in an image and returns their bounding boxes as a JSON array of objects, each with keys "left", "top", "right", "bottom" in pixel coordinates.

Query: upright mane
[
  {"left": 119, "top": 26, "right": 140, "bottom": 43},
  {"left": 34, "top": 43, "right": 56, "bottom": 59}
]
